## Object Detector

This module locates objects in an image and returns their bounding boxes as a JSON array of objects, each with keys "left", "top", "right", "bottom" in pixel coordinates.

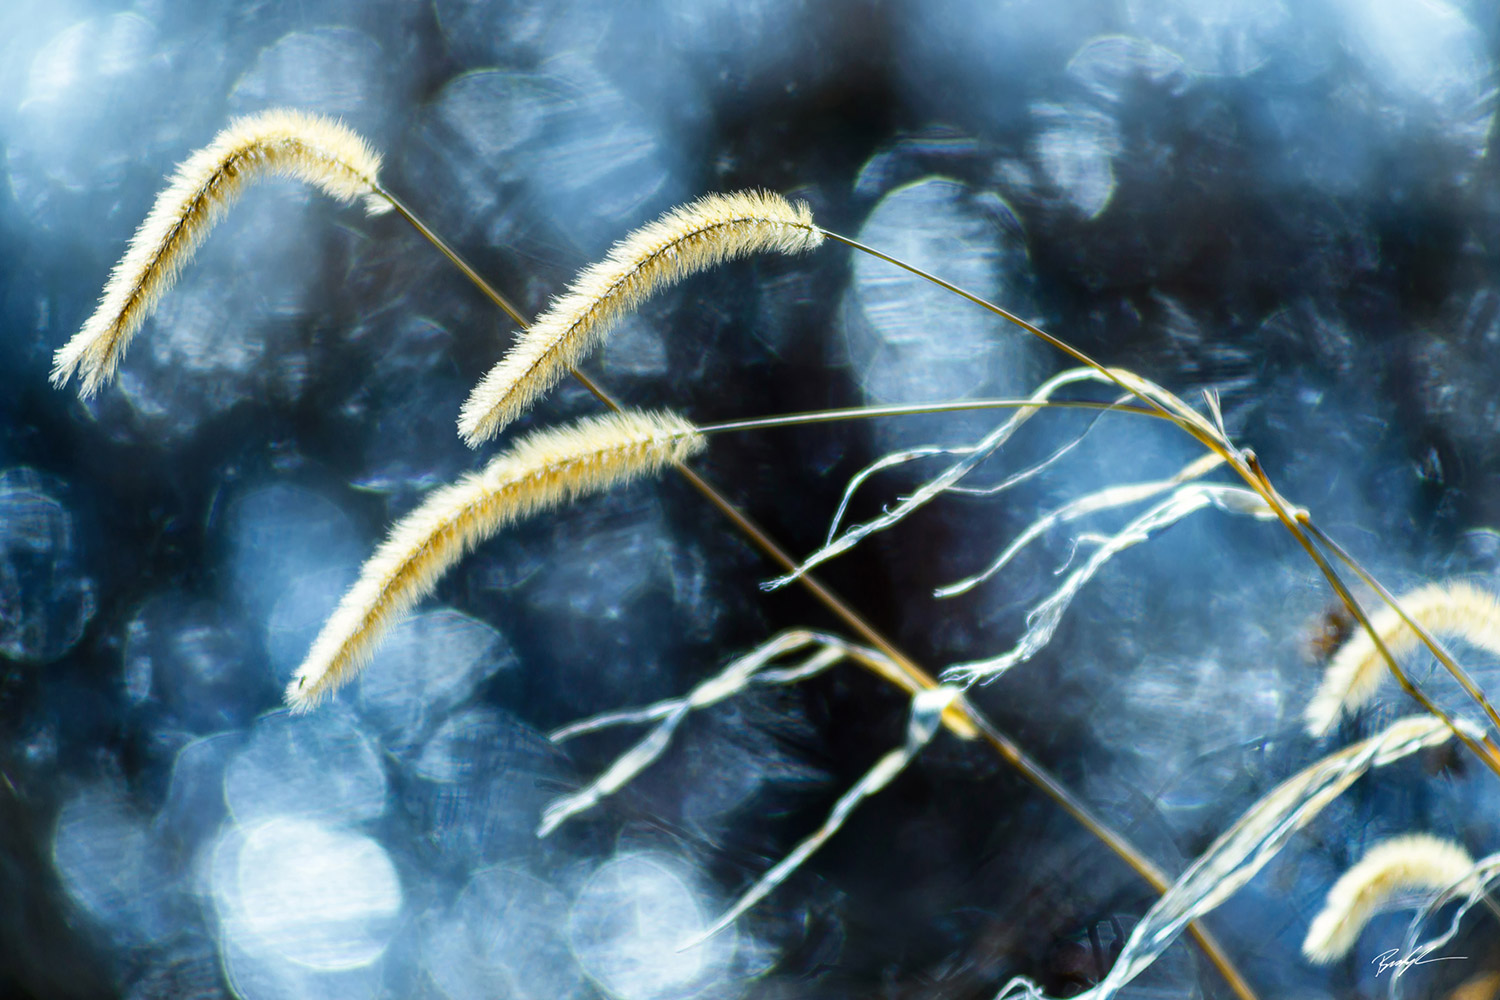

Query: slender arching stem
[
  {"left": 698, "top": 397, "right": 1168, "bottom": 435},
  {"left": 379, "top": 188, "right": 529, "bottom": 328},
  {"left": 820, "top": 230, "right": 1187, "bottom": 427},
  {"left": 379, "top": 186, "right": 1260, "bottom": 1000},
  {"left": 1281, "top": 511, "right": 1498, "bottom": 771},
  {"left": 821, "top": 225, "right": 1500, "bottom": 777},
  {"left": 1303, "top": 520, "right": 1500, "bottom": 748}
]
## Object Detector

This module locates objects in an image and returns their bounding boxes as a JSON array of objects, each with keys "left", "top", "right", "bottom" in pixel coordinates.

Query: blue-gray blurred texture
[{"left": 4, "top": 0, "right": 1500, "bottom": 998}]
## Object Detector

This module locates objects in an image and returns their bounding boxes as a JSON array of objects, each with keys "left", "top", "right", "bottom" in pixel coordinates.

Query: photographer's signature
[{"left": 1373, "top": 948, "right": 1466, "bottom": 978}]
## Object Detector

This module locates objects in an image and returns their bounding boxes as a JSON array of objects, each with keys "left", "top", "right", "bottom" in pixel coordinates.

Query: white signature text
[{"left": 1373, "top": 948, "right": 1466, "bottom": 978}]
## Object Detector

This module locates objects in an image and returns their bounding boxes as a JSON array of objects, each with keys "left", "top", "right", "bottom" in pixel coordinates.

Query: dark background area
[{"left": 4, "top": 1, "right": 1500, "bottom": 998}]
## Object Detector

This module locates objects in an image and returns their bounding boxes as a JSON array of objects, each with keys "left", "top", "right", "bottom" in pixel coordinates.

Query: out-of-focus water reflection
[{"left": 6, "top": 0, "right": 1500, "bottom": 997}]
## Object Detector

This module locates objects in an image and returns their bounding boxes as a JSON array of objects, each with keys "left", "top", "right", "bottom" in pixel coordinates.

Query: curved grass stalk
[
  {"left": 680, "top": 685, "right": 962, "bottom": 952},
  {"left": 820, "top": 230, "right": 1222, "bottom": 451},
  {"left": 1302, "top": 522, "right": 1500, "bottom": 743},
  {"left": 816, "top": 227, "right": 1500, "bottom": 773},
  {"left": 995, "top": 714, "right": 1475, "bottom": 1000},
  {"left": 538, "top": 629, "right": 943, "bottom": 837},
  {"left": 764, "top": 368, "right": 1124, "bottom": 590},
  {"left": 937, "top": 451, "right": 1225, "bottom": 598},
  {"left": 389, "top": 193, "right": 1262, "bottom": 1000},
  {"left": 696, "top": 397, "right": 1167, "bottom": 435},
  {"left": 54, "top": 109, "right": 389, "bottom": 397},
  {"left": 1306, "top": 580, "right": 1500, "bottom": 738},
  {"left": 826, "top": 397, "right": 1115, "bottom": 552},
  {"left": 943, "top": 483, "right": 1276, "bottom": 687}
]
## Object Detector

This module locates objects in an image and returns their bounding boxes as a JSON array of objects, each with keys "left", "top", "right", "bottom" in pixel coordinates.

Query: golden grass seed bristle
[
  {"left": 285, "top": 409, "right": 706, "bottom": 711},
  {"left": 1303, "top": 833, "right": 1476, "bottom": 964},
  {"left": 457, "top": 190, "right": 823, "bottom": 447},
  {"left": 52, "top": 108, "right": 389, "bottom": 399},
  {"left": 1305, "top": 580, "right": 1500, "bottom": 737}
]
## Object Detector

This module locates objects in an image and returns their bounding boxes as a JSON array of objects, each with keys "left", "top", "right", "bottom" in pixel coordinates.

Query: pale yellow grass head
[
  {"left": 1305, "top": 580, "right": 1500, "bottom": 737},
  {"left": 457, "top": 190, "right": 824, "bottom": 447},
  {"left": 1303, "top": 833, "right": 1476, "bottom": 964},
  {"left": 286, "top": 408, "right": 706, "bottom": 711},
  {"left": 52, "top": 108, "right": 389, "bottom": 398}
]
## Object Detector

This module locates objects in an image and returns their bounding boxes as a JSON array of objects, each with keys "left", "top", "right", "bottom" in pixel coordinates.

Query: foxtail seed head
[
  {"left": 1303, "top": 834, "right": 1476, "bottom": 964},
  {"left": 53, "top": 108, "right": 389, "bottom": 398},
  {"left": 1305, "top": 581, "right": 1500, "bottom": 737},
  {"left": 458, "top": 190, "right": 823, "bottom": 447},
  {"left": 287, "top": 409, "right": 706, "bottom": 711}
]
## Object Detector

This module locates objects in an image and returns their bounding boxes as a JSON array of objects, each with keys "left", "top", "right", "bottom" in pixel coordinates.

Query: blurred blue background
[{"left": 4, "top": 0, "right": 1500, "bottom": 997}]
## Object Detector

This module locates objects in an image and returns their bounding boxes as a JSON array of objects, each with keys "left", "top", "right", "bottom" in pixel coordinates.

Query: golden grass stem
[
  {"left": 386, "top": 193, "right": 1260, "bottom": 1000},
  {"left": 287, "top": 409, "right": 705, "bottom": 710},
  {"left": 1009, "top": 715, "right": 1466, "bottom": 1000},
  {"left": 1300, "top": 522, "right": 1500, "bottom": 772},
  {"left": 1306, "top": 580, "right": 1500, "bottom": 737},
  {"left": 1304, "top": 523, "right": 1500, "bottom": 737},
  {"left": 697, "top": 397, "right": 1167, "bottom": 434},
  {"left": 53, "top": 109, "right": 389, "bottom": 397},
  {"left": 818, "top": 230, "right": 1161, "bottom": 417},
  {"left": 376, "top": 185, "right": 529, "bottom": 329},
  {"left": 822, "top": 225, "right": 1500, "bottom": 779}
]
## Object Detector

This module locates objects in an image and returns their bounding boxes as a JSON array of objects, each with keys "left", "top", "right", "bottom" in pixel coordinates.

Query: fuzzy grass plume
[
  {"left": 52, "top": 108, "right": 390, "bottom": 398},
  {"left": 458, "top": 190, "right": 823, "bottom": 446},
  {"left": 287, "top": 409, "right": 706, "bottom": 710},
  {"left": 1303, "top": 834, "right": 1477, "bottom": 964},
  {"left": 1305, "top": 580, "right": 1500, "bottom": 737}
]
